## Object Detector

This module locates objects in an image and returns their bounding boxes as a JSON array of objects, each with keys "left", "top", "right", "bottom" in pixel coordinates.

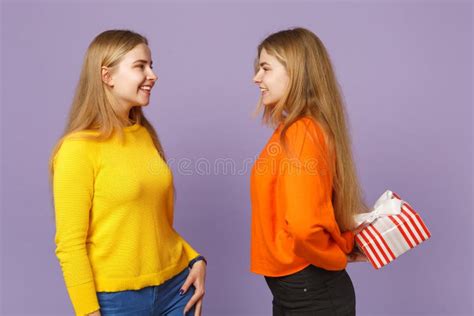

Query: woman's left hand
[{"left": 180, "top": 260, "right": 206, "bottom": 316}]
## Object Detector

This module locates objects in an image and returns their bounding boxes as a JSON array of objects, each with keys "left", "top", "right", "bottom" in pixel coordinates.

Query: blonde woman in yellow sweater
[{"left": 49, "top": 30, "right": 206, "bottom": 316}]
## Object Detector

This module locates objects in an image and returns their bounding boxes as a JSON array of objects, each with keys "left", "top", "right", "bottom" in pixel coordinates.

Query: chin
[
  {"left": 262, "top": 98, "right": 278, "bottom": 107},
  {"left": 263, "top": 101, "right": 277, "bottom": 108},
  {"left": 135, "top": 102, "right": 150, "bottom": 107}
]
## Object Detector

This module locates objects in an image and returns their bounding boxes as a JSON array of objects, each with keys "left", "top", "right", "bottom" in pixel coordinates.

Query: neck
[
  {"left": 122, "top": 117, "right": 134, "bottom": 127},
  {"left": 115, "top": 104, "right": 134, "bottom": 127}
]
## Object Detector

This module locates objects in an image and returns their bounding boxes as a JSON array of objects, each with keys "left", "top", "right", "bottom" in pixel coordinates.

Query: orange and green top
[
  {"left": 52, "top": 123, "right": 199, "bottom": 315},
  {"left": 250, "top": 117, "right": 354, "bottom": 276}
]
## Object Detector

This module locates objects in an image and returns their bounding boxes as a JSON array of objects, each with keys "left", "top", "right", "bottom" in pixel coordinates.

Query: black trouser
[{"left": 265, "top": 265, "right": 356, "bottom": 316}]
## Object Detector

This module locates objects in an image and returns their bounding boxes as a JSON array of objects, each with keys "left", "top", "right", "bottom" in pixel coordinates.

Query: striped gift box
[{"left": 355, "top": 192, "right": 431, "bottom": 269}]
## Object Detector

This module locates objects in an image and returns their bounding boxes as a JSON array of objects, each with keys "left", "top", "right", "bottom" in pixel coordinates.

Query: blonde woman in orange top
[{"left": 251, "top": 27, "right": 368, "bottom": 315}]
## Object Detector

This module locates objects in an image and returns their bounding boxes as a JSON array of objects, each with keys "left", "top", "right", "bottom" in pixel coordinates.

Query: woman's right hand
[
  {"left": 347, "top": 248, "right": 368, "bottom": 263},
  {"left": 87, "top": 310, "right": 101, "bottom": 316}
]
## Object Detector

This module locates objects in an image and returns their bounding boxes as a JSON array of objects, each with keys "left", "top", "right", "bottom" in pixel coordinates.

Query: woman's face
[
  {"left": 104, "top": 43, "right": 158, "bottom": 109},
  {"left": 253, "top": 48, "right": 289, "bottom": 107}
]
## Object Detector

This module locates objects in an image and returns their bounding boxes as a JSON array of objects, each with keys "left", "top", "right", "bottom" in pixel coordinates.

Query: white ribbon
[{"left": 354, "top": 190, "right": 404, "bottom": 227}]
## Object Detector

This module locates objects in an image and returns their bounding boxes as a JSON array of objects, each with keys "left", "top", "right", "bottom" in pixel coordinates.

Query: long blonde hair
[
  {"left": 256, "top": 27, "right": 368, "bottom": 231},
  {"left": 49, "top": 30, "right": 165, "bottom": 178}
]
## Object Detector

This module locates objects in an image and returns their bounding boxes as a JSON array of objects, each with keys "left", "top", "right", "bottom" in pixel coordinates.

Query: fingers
[
  {"left": 184, "top": 287, "right": 205, "bottom": 315},
  {"left": 354, "top": 253, "right": 368, "bottom": 262},
  {"left": 183, "top": 260, "right": 206, "bottom": 314},
  {"left": 347, "top": 253, "right": 357, "bottom": 262},
  {"left": 194, "top": 298, "right": 203, "bottom": 316},
  {"left": 180, "top": 273, "right": 195, "bottom": 295},
  {"left": 359, "top": 254, "right": 369, "bottom": 262},
  {"left": 348, "top": 250, "right": 369, "bottom": 263},
  {"left": 353, "top": 249, "right": 368, "bottom": 262},
  {"left": 354, "top": 224, "right": 367, "bottom": 235}
]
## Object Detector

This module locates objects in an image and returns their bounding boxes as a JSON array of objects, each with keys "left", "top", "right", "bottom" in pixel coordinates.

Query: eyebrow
[
  {"left": 133, "top": 59, "right": 153, "bottom": 65},
  {"left": 259, "top": 62, "right": 270, "bottom": 67}
]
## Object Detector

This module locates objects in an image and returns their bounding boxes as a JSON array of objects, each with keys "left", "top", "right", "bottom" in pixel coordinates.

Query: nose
[
  {"left": 148, "top": 69, "right": 158, "bottom": 82},
  {"left": 253, "top": 70, "right": 262, "bottom": 84}
]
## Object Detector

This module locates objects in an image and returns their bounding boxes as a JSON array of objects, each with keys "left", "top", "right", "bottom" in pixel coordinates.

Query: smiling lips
[
  {"left": 139, "top": 84, "right": 153, "bottom": 95},
  {"left": 260, "top": 87, "right": 268, "bottom": 95}
]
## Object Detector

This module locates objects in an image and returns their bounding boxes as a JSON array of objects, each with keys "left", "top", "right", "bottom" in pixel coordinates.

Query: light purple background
[{"left": 1, "top": 1, "right": 472, "bottom": 315}]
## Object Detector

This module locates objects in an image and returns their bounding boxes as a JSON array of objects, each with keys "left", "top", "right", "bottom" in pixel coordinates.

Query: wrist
[{"left": 188, "top": 255, "right": 207, "bottom": 269}]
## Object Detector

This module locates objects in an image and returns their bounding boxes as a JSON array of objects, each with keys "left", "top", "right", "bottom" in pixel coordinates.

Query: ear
[{"left": 101, "top": 66, "right": 114, "bottom": 87}]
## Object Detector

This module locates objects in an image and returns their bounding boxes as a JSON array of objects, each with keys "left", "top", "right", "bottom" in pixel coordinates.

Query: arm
[
  {"left": 53, "top": 138, "right": 100, "bottom": 315},
  {"left": 165, "top": 177, "right": 200, "bottom": 260},
  {"left": 278, "top": 120, "right": 354, "bottom": 271},
  {"left": 166, "top": 175, "right": 205, "bottom": 315}
]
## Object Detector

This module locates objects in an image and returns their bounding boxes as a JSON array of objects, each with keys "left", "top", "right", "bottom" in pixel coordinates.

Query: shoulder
[
  {"left": 54, "top": 131, "right": 100, "bottom": 163},
  {"left": 284, "top": 116, "right": 328, "bottom": 150},
  {"left": 62, "top": 131, "right": 99, "bottom": 149}
]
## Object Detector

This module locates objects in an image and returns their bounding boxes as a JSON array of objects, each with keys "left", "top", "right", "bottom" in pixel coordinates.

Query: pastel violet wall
[{"left": 1, "top": 1, "right": 472, "bottom": 315}]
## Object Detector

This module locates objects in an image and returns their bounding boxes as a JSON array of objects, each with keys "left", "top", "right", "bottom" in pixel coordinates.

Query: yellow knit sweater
[{"left": 52, "top": 123, "right": 199, "bottom": 315}]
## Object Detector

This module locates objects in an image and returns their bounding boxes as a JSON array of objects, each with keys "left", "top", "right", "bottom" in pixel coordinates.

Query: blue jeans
[{"left": 97, "top": 268, "right": 196, "bottom": 316}]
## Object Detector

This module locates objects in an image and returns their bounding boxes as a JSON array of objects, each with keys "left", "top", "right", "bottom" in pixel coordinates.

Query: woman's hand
[
  {"left": 87, "top": 310, "right": 101, "bottom": 316},
  {"left": 347, "top": 248, "right": 369, "bottom": 263},
  {"left": 352, "top": 224, "right": 367, "bottom": 235},
  {"left": 181, "top": 260, "right": 206, "bottom": 315}
]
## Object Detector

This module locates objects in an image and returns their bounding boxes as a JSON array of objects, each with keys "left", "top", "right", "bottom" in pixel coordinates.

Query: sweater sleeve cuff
[{"left": 67, "top": 281, "right": 100, "bottom": 316}]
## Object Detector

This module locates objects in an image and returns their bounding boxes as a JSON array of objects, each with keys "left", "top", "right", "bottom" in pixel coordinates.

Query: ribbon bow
[{"left": 354, "top": 190, "right": 404, "bottom": 227}]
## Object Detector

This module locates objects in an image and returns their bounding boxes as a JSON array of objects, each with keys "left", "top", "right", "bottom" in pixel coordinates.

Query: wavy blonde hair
[
  {"left": 256, "top": 27, "right": 368, "bottom": 231},
  {"left": 49, "top": 30, "right": 165, "bottom": 178}
]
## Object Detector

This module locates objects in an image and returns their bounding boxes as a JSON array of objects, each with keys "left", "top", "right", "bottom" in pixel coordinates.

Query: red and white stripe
[{"left": 355, "top": 193, "right": 431, "bottom": 269}]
